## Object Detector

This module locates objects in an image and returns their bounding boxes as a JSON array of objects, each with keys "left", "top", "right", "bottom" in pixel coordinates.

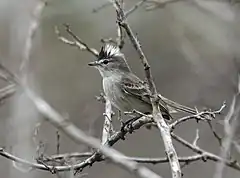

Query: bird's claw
[{"left": 120, "top": 117, "right": 137, "bottom": 134}]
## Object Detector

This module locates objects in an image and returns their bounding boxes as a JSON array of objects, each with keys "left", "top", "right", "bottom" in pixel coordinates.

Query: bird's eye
[{"left": 103, "top": 59, "right": 109, "bottom": 64}]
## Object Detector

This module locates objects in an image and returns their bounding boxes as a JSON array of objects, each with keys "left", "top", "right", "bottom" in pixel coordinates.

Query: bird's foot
[{"left": 120, "top": 117, "right": 140, "bottom": 134}]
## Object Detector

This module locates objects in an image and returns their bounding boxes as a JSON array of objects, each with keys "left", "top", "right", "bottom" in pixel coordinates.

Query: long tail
[{"left": 159, "top": 95, "right": 196, "bottom": 115}]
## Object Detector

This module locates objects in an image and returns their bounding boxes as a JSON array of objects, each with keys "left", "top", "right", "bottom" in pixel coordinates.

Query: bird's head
[{"left": 88, "top": 44, "right": 131, "bottom": 77}]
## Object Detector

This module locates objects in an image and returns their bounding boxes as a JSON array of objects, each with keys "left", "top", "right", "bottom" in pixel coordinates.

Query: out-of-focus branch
[
  {"left": 92, "top": 0, "right": 179, "bottom": 14},
  {"left": 92, "top": 1, "right": 112, "bottom": 13},
  {"left": 233, "top": 141, "right": 240, "bottom": 154},
  {"left": 214, "top": 94, "right": 240, "bottom": 178},
  {"left": 0, "top": 84, "right": 17, "bottom": 104},
  {"left": 0, "top": 64, "right": 18, "bottom": 83},
  {"left": 116, "top": 21, "right": 125, "bottom": 49},
  {"left": 0, "top": 64, "right": 18, "bottom": 103},
  {"left": 125, "top": 0, "right": 147, "bottom": 17},
  {"left": 20, "top": 0, "right": 46, "bottom": 73},
  {"left": 145, "top": 0, "right": 179, "bottom": 11},
  {"left": 112, "top": 1, "right": 181, "bottom": 178},
  {"left": 55, "top": 25, "right": 99, "bottom": 57}
]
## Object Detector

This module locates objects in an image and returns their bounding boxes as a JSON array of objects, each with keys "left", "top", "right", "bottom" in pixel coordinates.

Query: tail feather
[{"left": 159, "top": 95, "right": 196, "bottom": 115}]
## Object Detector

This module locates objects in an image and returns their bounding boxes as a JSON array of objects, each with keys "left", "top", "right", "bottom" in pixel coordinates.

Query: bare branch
[
  {"left": 170, "top": 102, "right": 226, "bottom": 130},
  {"left": 0, "top": 146, "right": 207, "bottom": 173},
  {"left": 3, "top": 128, "right": 240, "bottom": 174},
  {"left": 102, "top": 99, "right": 114, "bottom": 144},
  {"left": 0, "top": 147, "right": 56, "bottom": 172},
  {"left": 207, "top": 121, "right": 222, "bottom": 146},
  {"left": 55, "top": 25, "right": 99, "bottom": 58},
  {"left": 171, "top": 133, "right": 240, "bottom": 172},
  {"left": 129, "top": 154, "right": 203, "bottom": 164},
  {"left": 107, "top": 115, "right": 153, "bottom": 146},
  {"left": 52, "top": 153, "right": 204, "bottom": 165},
  {"left": 48, "top": 152, "right": 92, "bottom": 160},
  {"left": 116, "top": 22, "right": 125, "bottom": 49},
  {"left": 111, "top": 1, "right": 181, "bottom": 177}
]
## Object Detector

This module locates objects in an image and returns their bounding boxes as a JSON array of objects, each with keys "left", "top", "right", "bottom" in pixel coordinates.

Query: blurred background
[{"left": 0, "top": 0, "right": 240, "bottom": 178}]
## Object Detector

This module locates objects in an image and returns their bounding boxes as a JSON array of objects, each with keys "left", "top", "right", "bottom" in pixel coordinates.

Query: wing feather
[{"left": 120, "top": 73, "right": 172, "bottom": 119}]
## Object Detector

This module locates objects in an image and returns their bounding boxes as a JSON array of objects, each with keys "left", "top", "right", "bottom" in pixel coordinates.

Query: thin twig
[
  {"left": 49, "top": 152, "right": 204, "bottom": 165},
  {"left": 129, "top": 154, "right": 204, "bottom": 164},
  {"left": 107, "top": 115, "right": 153, "bottom": 146},
  {"left": 125, "top": 0, "right": 147, "bottom": 17},
  {"left": 170, "top": 102, "right": 226, "bottom": 130},
  {"left": 56, "top": 130, "right": 60, "bottom": 155},
  {"left": 145, "top": 0, "right": 179, "bottom": 11},
  {"left": 63, "top": 24, "right": 99, "bottom": 57},
  {"left": 48, "top": 152, "right": 92, "bottom": 160},
  {"left": 55, "top": 25, "right": 99, "bottom": 57},
  {"left": 92, "top": 1, "right": 112, "bottom": 13},
  {"left": 207, "top": 121, "right": 222, "bottom": 146},
  {"left": 171, "top": 133, "right": 240, "bottom": 171},
  {"left": 192, "top": 129, "right": 199, "bottom": 147},
  {"left": 116, "top": 22, "right": 125, "bottom": 49}
]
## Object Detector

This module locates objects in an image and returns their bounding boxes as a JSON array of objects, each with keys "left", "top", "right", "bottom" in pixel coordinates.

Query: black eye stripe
[
  {"left": 103, "top": 59, "right": 109, "bottom": 64},
  {"left": 98, "top": 58, "right": 116, "bottom": 64}
]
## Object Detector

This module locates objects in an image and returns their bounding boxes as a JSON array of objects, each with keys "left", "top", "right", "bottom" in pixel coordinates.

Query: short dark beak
[{"left": 88, "top": 61, "right": 99, "bottom": 66}]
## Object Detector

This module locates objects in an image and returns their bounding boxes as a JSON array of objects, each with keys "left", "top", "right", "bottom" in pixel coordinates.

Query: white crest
[{"left": 99, "top": 44, "right": 122, "bottom": 59}]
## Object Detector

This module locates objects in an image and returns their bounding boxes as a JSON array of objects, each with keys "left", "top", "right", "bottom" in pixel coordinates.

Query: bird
[{"left": 88, "top": 43, "right": 196, "bottom": 120}]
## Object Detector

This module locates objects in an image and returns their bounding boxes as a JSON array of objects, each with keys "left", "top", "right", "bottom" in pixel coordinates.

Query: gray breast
[{"left": 103, "top": 77, "right": 151, "bottom": 113}]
